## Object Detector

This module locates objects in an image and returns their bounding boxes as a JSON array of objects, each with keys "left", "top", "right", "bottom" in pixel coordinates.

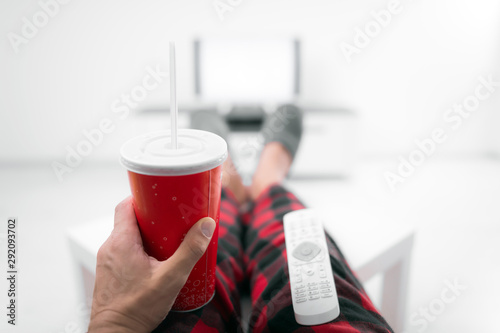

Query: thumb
[{"left": 161, "top": 217, "right": 216, "bottom": 278}]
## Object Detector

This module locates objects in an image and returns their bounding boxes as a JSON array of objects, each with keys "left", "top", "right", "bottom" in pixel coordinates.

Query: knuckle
[
  {"left": 99, "top": 234, "right": 122, "bottom": 258},
  {"left": 96, "top": 242, "right": 109, "bottom": 261},
  {"left": 114, "top": 197, "right": 130, "bottom": 215},
  {"left": 114, "top": 202, "right": 122, "bottom": 214},
  {"left": 96, "top": 247, "right": 105, "bottom": 262}
]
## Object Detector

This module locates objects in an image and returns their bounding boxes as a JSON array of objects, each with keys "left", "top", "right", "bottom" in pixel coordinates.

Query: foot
[
  {"left": 222, "top": 156, "right": 249, "bottom": 205},
  {"left": 261, "top": 104, "right": 303, "bottom": 161},
  {"left": 249, "top": 142, "right": 293, "bottom": 201},
  {"left": 190, "top": 109, "right": 230, "bottom": 140},
  {"left": 191, "top": 110, "right": 248, "bottom": 204},
  {"left": 249, "top": 105, "right": 303, "bottom": 200}
]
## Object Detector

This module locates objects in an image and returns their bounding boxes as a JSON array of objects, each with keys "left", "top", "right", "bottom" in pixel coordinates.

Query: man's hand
[{"left": 88, "top": 196, "right": 216, "bottom": 333}]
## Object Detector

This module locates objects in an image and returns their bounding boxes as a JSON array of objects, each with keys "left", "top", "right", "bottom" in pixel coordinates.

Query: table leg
[{"left": 381, "top": 234, "right": 414, "bottom": 332}]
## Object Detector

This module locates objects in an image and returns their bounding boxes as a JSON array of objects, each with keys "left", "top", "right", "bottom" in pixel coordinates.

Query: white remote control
[{"left": 284, "top": 209, "right": 340, "bottom": 326}]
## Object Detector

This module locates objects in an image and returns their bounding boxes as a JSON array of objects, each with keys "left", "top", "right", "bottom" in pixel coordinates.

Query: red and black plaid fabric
[
  {"left": 153, "top": 189, "right": 245, "bottom": 332},
  {"left": 154, "top": 185, "right": 393, "bottom": 333}
]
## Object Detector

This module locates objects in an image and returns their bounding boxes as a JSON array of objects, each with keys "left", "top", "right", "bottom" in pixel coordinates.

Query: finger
[
  {"left": 113, "top": 196, "right": 142, "bottom": 244},
  {"left": 158, "top": 217, "right": 216, "bottom": 279}
]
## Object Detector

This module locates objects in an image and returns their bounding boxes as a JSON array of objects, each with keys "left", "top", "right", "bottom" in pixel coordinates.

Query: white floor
[{"left": 0, "top": 157, "right": 499, "bottom": 333}]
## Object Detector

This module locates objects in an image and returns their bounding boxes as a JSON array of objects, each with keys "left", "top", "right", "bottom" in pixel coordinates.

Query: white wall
[{"left": 1, "top": 0, "right": 499, "bottom": 164}]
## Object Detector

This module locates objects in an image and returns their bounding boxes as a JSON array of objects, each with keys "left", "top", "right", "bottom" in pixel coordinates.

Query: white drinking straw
[{"left": 169, "top": 42, "right": 178, "bottom": 149}]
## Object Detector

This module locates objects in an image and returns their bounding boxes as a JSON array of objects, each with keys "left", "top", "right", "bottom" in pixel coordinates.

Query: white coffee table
[{"left": 67, "top": 211, "right": 414, "bottom": 332}]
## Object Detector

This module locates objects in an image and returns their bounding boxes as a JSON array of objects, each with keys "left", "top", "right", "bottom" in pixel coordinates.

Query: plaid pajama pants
[{"left": 154, "top": 185, "right": 393, "bottom": 333}]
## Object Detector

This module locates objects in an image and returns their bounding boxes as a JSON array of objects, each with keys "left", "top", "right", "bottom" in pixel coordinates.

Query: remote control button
[
  {"left": 295, "top": 275, "right": 302, "bottom": 283},
  {"left": 307, "top": 282, "right": 317, "bottom": 287},
  {"left": 321, "top": 293, "right": 334, "bottom": 298},
  {"left": 296, "top": 287, "right": 306, "bottom": 293},
  {"left": 319, "top": 271, "right": 327, "bottom": 278},
  {"left": 296, "top": 292, "right": 306, "bottom": 298},
  {"left": 308, "top": 295, "right": 320, "bottom": 300},
  {"left": 321, "top": 288, "right": 333, "bottom": 293},
  {"left": 320, "top": 284, "right": 331, "bottom": 289},
  {"left": 301, "top": 247, "right": 312, "bottom": 256},
  {"left": 292, "top": 242, "right": 322, "bottom": 262},
  {"left": 308, "top": 290, "right": 319, "bottom": 295},
  {"left": 308, "top": 286, "right": 318, "bottom": 291},
  {"left": 305, "top": 269, "right": 314, "bottom": 276},
  {"left": 296, "top": 297, "right": 307, "bottom": 303}
]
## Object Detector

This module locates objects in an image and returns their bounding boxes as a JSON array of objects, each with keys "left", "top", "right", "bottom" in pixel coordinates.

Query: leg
[
  {"left": 249, "top": 142, "right": 291, "bottom": 201},
  {"left": 190, "top": 109, "right": 249, "bottom": 205},
  {"left": 380, "top": 234, "right": 414, "bottom": 332},
  {"left": 154, "top": 158, "right": 246, "bottom": 332},
  {"left": 223, "top": 155, "right": 249, "bottom": 205},
  {"left": 245, "top": 143, "right": 393, "bottom": 332}
]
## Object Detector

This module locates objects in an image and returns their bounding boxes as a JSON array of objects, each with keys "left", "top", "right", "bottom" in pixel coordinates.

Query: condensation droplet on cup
[
  {"left": 152, "top": 184, "right": 157, "bottom": 189},
  {"left": 159, "top": 246, "right": 163, "bottom": 249},
  {"left": 151, "top": 221, "right": 155, "bottom": 224},
  {"left": 172, "top": 196, "right": 177, "bottom": 201},
  {"left": 163, "top": 237, "right": 167, "bottom": 241},
  {"left": 154, "top": 193, "right": 158, "bottom": 196}
]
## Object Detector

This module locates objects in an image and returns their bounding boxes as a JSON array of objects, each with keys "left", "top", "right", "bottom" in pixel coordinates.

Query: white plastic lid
[{"left": 120, "top": 129, "right": 227, "bottom": 176}]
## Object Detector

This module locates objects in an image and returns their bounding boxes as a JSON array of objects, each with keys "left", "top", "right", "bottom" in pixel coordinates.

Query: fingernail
[{"left": 201, "top": 219, "right": 215, "bottom": 238}]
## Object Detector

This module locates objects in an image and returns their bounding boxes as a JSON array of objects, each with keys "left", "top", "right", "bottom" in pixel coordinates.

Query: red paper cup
[{"left": 120, "top": 129, "right": 227, "bottom": 311}]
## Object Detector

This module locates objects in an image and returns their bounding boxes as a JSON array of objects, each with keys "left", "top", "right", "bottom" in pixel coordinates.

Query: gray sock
[
  {"left": 190, "top": 110, "right": 230, "bottom": 142},
  {"left": 262, "top": 104, "right": 303, "bottom": 160}
]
